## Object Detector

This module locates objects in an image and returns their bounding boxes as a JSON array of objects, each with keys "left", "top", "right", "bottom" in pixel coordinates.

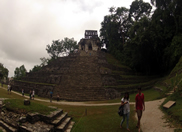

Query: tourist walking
[
  {"left": 50, "top": 91, "right": 53, "bottom": 102},
  {"left": 120, "top": 92, "right": 130, "bottom": 131},
  {"left": 29, "top": 90, "right": 32, "bottom": 99},
  {"left": 32, "top": 90, "right": 35, "bottom": 100},
  {"left": 57, "top": 94, "right": 60, "bottom": 102},
  {"left": 7, "top": 84, "right": 10, "bottom": 94},
  {"left": 22, "top": 89, "right": 24, "bottom": 96},
  {"left": 9, "top": 84, "right": 12, "bottom": 94},
  {"left": 1, "top": 81, "right": 3, "bottom": 87},
  {"left": 135, "top": 87, "right": 145, "bottom": 132}
]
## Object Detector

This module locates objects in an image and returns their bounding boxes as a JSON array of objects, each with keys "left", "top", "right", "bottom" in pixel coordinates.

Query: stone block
[
  {"left": 163, "top": 101, "right": 176, "bottom": 109},
  {"left": 24, "top": 99, "right": 30, "bottom": 105},
  {"left": 19, "top": 117, "right": 27, "bottom": 123}
]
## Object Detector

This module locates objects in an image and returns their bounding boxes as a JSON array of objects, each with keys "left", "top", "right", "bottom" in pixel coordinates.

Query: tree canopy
[
  {"left": 100, "top": 0, "right": 182, "bottom": 75},
  {"left": 46, "top": 37, "right": 78, "bottom": 59},
  {"left": 0, "top": 63, "right": 9, "bottom": 80},
  {"left": 14, "top": 65, "right": 27, "bottom": 80}
]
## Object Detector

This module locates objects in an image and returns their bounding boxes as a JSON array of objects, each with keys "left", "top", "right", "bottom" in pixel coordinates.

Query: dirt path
[{"left": 139, "top": 98, "right": 175, "bottom": 132}]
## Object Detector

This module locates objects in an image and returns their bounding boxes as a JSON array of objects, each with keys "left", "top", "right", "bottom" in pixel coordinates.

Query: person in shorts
[
  {"left": 29, "top": 90, "right": 32, "bottom": 99},
  {"left": 7, "top": 84, "right": 10, "bottom": 94},
  {"left": 32, "top": 90, "right": 35, "bottom": 100},
  {"left": 57, "top": 94, "right": 60, "bottom": 102},
  {"left": 9, "top": 84, "right": 12, "bottom": 94},
  {"left": 22, "top": 89, "right": 24, "bottom": 96},
  {"left": 135, "top": 87, "right": 145, "bottom": 132}
]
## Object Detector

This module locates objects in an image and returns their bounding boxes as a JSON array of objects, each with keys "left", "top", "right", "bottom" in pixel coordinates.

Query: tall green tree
[
  {"left": 40, "top": 57, "right": 49, "bottom": 67},
  {"left": 29, "top": 65, "right": 42, "bottom": 73},
  {"left": 63, "top": 37, "right": 78, "bottom": 53},
  {"left": 150, "top": 0, "right": 182, "bottom": 71},
  {"left": 100, "top": 6, "right": 130, "bottom": 57},
  {"left": 46, "top": 38, "right": 78, "bottom": 59},
  {"left": 46, "top": 40, "right": 64, "bottom": 59},
  {"left": 14, "top": 65, "right": 27, "bottom": 80},
  {"left": 0, "top": 63, "right": 9, "bottom": 80},
  {"left": 129, "top": 0, "right": 152, "bottom": 22}
]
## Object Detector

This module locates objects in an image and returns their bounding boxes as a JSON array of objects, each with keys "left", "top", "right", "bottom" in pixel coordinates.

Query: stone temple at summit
[{"left": 78, "top": 30, "right": 101, "bottom": 52}]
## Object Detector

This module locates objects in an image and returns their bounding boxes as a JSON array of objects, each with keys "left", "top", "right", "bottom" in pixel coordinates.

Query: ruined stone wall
[{"left": 12, "top": 80, "right": 55, "bottom": 98}]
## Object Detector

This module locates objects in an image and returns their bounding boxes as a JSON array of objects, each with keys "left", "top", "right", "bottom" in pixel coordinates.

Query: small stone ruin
[{"left": 0, "top": 99, "right": 74, "bottom": 132}]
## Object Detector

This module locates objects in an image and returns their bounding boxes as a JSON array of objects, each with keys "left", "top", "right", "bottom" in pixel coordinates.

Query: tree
[
  {"left": 29, "top": 65, "right": 42, "bottom": 73},
  {"left": 100, "top": 7, "right": 130, "bottom": 54},
  {"left": 40, "top": 57, "right": 49, "bottom": 67},
  {"left": 46, "top": 40, "right": 64, "bottom": 59},
  {"left": 46, "top": 38, "right": 78, "bottom": 59},
  {"left": 14, "top": 65, "right": 27, "bottom": 80},
  {"left": 129, "top": 0, "right": 152, "bottom": 22},
  {"left": 99, "top": 0, "right": 182, "bottom": 75},
  {"left": 0, "top": 63, "right": 9, "bottom": 80},
  {"left": 63, "top": 37, "right": 78, "bottom": 54}
]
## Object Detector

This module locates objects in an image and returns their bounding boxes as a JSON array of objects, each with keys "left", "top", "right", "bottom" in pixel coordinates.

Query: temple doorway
[{"left": 88, "top": 44, "right": 92, "bottom": 50}]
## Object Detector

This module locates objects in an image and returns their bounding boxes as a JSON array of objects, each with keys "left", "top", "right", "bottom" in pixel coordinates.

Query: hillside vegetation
[
  {"left": 159, "top": 56, "right": 182, "bottom": 128},
  {"left": 105, "top": 53, "right": 161, "bottom": 96}
]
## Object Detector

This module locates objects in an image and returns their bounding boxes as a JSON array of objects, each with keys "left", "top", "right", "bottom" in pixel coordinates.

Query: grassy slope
[
  {"left": 106, "top": 53, "right": 162, "bottom": 99},
  {"left": 159, "top": 57, "right": 182, "bottom": 129}
]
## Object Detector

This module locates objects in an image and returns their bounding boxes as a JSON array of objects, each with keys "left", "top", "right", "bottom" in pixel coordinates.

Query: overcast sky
[{"left": 0, "top": 0, "right": 152, "bottom": 77}]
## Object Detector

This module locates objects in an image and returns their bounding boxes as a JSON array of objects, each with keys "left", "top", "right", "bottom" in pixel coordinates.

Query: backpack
[{"left": 118, "top": 105, "right": 124, "bottom": 116}]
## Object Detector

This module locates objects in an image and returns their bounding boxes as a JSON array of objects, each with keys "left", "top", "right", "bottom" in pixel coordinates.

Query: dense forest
[{"left": 100, "top": 0, "right": 182, "bottom": 75}]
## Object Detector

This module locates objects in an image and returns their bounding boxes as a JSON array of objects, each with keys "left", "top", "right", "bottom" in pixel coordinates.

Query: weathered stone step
[
  {"left": 20, "top": 121, "right": 54, "bottom": 132},
  {"left": 27, "top": 109, "right": 63, "bottom": 124},
  {"left": 0, "top": 120, "right": 17, "bottom": 132},
  {"left": 51, "top": 112, "right": 68, "bottom": 126},
  {"left": 56, "top": 117, "right": 72, "bottom": 132},
  {"left": 65, "top": 121, "right": 75, "bottom": 132},
  {"left": 116, "top": 79, "right": 153, "bottom": 85}
]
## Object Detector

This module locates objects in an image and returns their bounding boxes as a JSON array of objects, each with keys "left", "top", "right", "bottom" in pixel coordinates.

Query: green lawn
[
  {"left": 0, "top": 86, "right": 140, "bottom": 132},
  {"left": 4, "top": 99, "right": 56, "bottom": 115},
  {"left": 71, "top": 105, "right": 138, "bottom": 132},
  {"left": 49, "top": 103, "right": 138, "bottom": 132}
]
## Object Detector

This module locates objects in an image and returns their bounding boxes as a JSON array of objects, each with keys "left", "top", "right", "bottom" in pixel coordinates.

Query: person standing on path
[
  {"left": 9, "top": 84, "right": 12, "bottom": 94},
  {"left": 120, "top": 92, "right": 130, "bottom": 131},
  {"left": 32, "top": 90, "right": 35, "bottom": 100},
  {"left": 7, "top": 84, "right": 10, "bottom": 94},
  {"left": 135, "top": 87, "right": 145, "bottom": 132},
  {"left": 1, "top": 81, "right": 3, "bottom": 87},
  {"left": 50, "top": 91, "right": 53, "bottom": 102},
  {"left": 57, "top": 94, "right": 60, "bottom": 102},
  {"left": 29, "top": 90, "right": 32, "bottom": 99},
  {"left": 22, "top": 89, "right": 24, "bottom": 96}
]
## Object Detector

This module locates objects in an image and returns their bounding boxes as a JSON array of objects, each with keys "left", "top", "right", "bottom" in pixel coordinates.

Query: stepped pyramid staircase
[{"left": 12, "top": 50, "right": 158, "bottom": 101}]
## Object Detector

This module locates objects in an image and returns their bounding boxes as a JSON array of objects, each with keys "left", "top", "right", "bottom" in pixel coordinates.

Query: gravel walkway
[{"left": 138, "top": 98, "right": 175, "bottom": 132}]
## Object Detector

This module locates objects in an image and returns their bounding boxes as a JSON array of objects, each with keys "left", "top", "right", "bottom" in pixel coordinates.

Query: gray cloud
[{"left": 0, "top": 0, "right": 151, "bottom": 77}]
